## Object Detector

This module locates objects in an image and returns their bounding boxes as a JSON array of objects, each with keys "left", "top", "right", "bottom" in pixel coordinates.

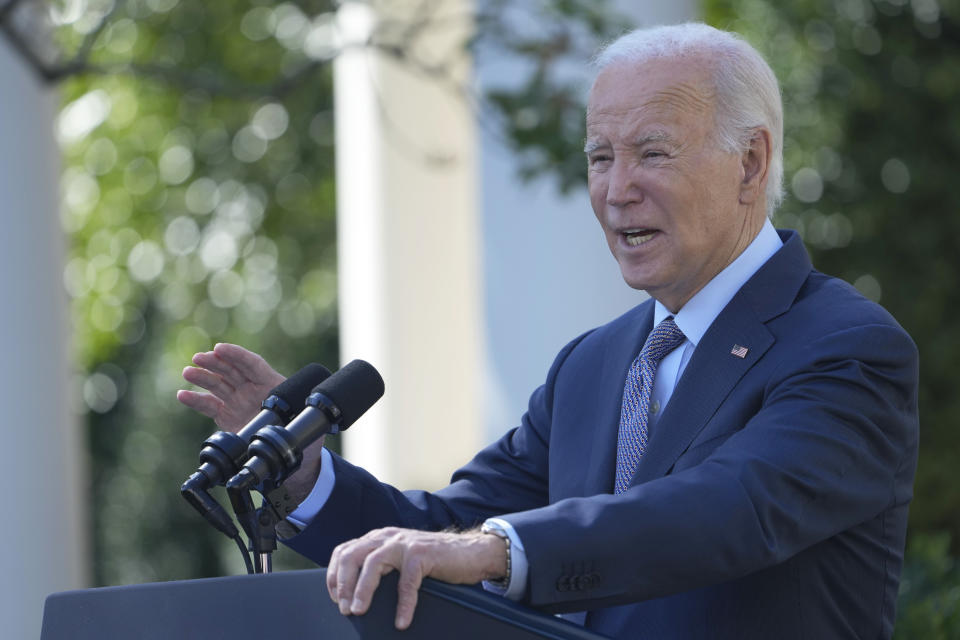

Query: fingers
[
  {"left": 327, "top": 544, "right": 343, "bottom": 603},
  {"left": 340, "top": 542, "right": 384, "bottom": 614},
  {"left": 328, "top": 529, "right": 414, "bottom": 625},
  {"left": 179, "top": 343, "right": 287, "bottom": 434},
  {"left": 394, "top": 558, "right": 424, "bottom": 630},
  {"left": 213, "top": 343, "right": 284, "bottom": 387},
  {"left": 350, "top": 553, "right": 394, "bottom": 615},
  {"left": 182, "top": 365, "right": 234, "bottom": 399},
  {"left": 192, "top": 349, "right": 247, "bottom": 389},
  {"left": 329, "top": 534, "right": 381, "bottom": 614},
  {"left": 326, "top": 528, "right": 445, "bottom": 630},
  {"left": 175, "top": 389, "right": 223, "bottom": 419},
  {"left": 325, "top": 529, "right": 505, "bottom": 630}
]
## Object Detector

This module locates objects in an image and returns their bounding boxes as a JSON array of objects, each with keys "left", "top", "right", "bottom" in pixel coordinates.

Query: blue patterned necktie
[{"left": 614, "top": 316, "right": 686, "bottom": 494}]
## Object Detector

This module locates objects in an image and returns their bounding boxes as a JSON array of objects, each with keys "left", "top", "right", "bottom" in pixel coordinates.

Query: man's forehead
[
  {"left": 586, "top": 58, "right": 716, "bottom": 125},
  {"left": 642, "top": 82, "right": 714, "bottom": 114}
]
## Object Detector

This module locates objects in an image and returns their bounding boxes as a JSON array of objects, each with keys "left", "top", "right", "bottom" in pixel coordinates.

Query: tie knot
[{"left": 641, "top": 316, "right": 686, "bottom": 365}]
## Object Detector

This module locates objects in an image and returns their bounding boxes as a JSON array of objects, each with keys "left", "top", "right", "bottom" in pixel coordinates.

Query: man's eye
[
  {"left": 589, "top": 154, "right": 612, "bottom": 166},
  {"left": 643, "top": 150, "right": 667, "bottom": 159}
]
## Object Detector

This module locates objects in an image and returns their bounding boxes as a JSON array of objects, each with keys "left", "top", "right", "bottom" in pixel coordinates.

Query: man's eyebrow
[
  {"left": 583, "top": 139, "right": 608, "bottom": 154},
  {"left": 583, "top": 130, "right": 675, "bottom": 154}
]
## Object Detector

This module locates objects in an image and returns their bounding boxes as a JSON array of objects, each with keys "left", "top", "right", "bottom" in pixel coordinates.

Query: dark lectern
[{"left": 41, "top": 569, "right": 609, "bottom": 640}]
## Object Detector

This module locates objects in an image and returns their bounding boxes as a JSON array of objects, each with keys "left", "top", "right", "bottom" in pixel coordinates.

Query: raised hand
[{"left": 177, "top": 343, "right": 286, "bottom": 433}]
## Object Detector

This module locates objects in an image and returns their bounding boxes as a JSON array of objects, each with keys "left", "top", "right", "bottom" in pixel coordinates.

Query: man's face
[{"left": 586, "top": 58, "right": 759, "bottom": 312}]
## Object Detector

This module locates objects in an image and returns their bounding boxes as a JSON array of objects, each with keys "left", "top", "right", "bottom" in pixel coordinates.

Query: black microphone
[
  {"left": 181, "top": 362, "right": 332, "bottom": 538},
  {"left": 226, "top": 359, "right": 384, "bottom": 493}
]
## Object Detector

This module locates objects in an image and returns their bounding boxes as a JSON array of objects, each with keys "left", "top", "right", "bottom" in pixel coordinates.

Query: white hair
[{"left": 594, "top": 23, "right": 784, "bottom": 216}]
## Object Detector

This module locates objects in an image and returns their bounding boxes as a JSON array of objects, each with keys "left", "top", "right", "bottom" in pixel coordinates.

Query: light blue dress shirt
[{"left": 289, "top": 220, "right": 784, "bottom": 603}]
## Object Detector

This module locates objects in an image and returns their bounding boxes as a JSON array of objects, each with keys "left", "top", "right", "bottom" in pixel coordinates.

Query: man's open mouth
[{"left": 623, "top": 229, "right": 658, "bottom": 247}]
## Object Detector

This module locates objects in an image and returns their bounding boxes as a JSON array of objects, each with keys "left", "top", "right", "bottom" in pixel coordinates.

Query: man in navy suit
[{"left": 180, "top": 23, "right": 918, "bottom": 639}]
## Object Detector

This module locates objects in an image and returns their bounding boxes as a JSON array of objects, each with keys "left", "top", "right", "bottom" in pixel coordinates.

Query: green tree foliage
[
  {"left": 896, "top": 533, "right": 960, "bottom": 638},
  {"left": 477, "top": 0, "right": 630, "bottom": 190},
  {"left": 56, "top": 0, "right": 341, "bottom": 584},
  {"left": 45, "top": 0, "right": 626, "bottom": 585}
]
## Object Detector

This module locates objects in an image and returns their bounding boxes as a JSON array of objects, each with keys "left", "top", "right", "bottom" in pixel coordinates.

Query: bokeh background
[{"left": 2, "top": 0, "right": 957, "bottom": 637}]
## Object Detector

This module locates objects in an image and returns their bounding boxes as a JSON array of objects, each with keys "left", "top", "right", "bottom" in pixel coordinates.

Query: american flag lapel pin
[{"left": 730, "top": 344, "right": 749, "bottom": 358}]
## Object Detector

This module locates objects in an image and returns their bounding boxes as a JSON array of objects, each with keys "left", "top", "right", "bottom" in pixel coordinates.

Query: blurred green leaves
[
  {"left": 36, "top": 0, "right": 627, "bottom": 585},
  {"left": 896, "top": 533, "right": 960, "bottom": 639},
  {"left": 476, "top": 0, "right": 631, "bottom": 191},
  {"left": 53, "top": 0, "right": 340, "bottom": 584}
]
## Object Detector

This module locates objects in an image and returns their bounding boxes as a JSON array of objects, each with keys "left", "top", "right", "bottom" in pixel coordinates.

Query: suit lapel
[
  {"left": 575, "top": 230, "right": 811, "bottom": 493},
  {"left": 630, "top": 230, "right": 812, "bottom": 485},
  {"left": 631, "top": 306, "right": 773, "bottom": 484}
]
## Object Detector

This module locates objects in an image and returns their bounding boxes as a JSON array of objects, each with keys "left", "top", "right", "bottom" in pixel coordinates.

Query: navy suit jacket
[{"left": 286, "top": 231, "right": 919, "bottom": 639}]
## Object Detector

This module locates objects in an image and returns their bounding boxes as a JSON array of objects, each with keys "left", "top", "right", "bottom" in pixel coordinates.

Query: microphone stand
[
  {"left": 254, "top": 481, "right": 300, "bottom": 573},
  {"left": 223, "top": 358, "right": 385, "bottom": 572},
  {"left": 227, "top": 478, "right": 300, "bottom": 573}
]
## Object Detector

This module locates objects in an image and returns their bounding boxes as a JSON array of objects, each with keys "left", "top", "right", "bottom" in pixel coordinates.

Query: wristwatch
[{"left": 480, "top": 520, "right": 512, "bottom": 588}]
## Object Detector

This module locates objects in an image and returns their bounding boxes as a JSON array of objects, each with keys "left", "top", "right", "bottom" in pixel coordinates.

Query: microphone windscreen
[
  {"left": 270, "top": 363, "right": 333, "bottom": 416},
  {"left": 315, "top": 359, "right": 384, "bottom": 428}
]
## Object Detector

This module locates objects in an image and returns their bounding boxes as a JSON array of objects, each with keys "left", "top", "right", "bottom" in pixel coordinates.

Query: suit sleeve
[
  {"left": 501, "top": 322, "right": 919, "bottom": 612},
  {"left": 282, "top": 331, "right": 594, "bottom": 565}
]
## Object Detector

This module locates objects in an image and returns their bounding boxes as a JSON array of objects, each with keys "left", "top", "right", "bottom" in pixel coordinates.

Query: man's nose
[{"left": 605, "top": 159, "right": 641, "bottom": 208}]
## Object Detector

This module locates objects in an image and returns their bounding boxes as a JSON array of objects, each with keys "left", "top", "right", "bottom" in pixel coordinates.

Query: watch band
[{"left": 481, "top": 521, "right": 512, "bottom": 588}]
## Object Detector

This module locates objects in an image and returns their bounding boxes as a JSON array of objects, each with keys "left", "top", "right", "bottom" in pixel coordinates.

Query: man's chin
[
  {"left": 619, "top": 270, "right": 656, "bottom": 293},
  {"left": 618, "top": 272, "right": 681, "bottom": 310}
]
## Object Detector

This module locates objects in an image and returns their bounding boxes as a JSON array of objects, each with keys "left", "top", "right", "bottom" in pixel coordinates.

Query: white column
[
  {"left": 0, "top": 38, "right": 87, "bottom": 639},
  {"left": 335, "top": 1, "right": 483, "bottom": 488},
  {"left": 335, "top": 0, "right": 698, "bottom": 487}
]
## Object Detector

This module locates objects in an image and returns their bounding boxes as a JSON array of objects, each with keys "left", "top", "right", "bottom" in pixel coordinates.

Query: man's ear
[{"left": 739, "top": 128, "right": 772, "bottom": 206}]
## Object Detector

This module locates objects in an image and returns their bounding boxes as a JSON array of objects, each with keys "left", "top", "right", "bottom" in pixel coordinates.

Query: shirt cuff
[
  {"left": 480, "top": 517, "right": 528, "bottom": 601},
  {"left": 286, "top": 447, "right": 336, "bottom": 530}
]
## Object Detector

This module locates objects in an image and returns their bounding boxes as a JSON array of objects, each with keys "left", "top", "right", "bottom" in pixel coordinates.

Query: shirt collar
[{"left": 653, "top": 219, "right": 783, "bottom": 346}]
